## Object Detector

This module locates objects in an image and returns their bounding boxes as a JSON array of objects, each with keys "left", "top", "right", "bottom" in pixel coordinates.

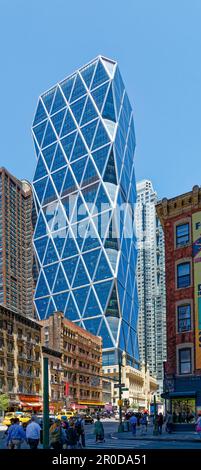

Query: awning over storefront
[
  {"left": 162, "top": 391, "right": 197, "bottom": 399},
  {"left": 78, "top": 401, "right": 105, "bottom": 406}
]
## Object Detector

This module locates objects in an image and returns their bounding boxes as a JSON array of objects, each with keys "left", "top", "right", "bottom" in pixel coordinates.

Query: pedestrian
[
  {"left": 49, "top": 419, "right": 63, "bottom": 451},
  {"left": 129, "top": 413, "right": 137, "bottom": 436},
  {"left": 166, "top": 412, "right": 173, "bottom": 433},
  {"left": 75, "top": 415, "right": 85, "bottom": 448},
  {"left": 26, "top": 416, "right": 41, "bottom": 449},
  {"left": 66, "top": 421, "right": 78, "bottom": 449},
  {"left": 6, "top": 418, "right": 26, "bottom": 449},
  {"left": 196, "top": 414, "right": 201, "bottom": 439},
  {"left": 140, "top": 413, "right": 148, "bottom": 434},
  {"left": 94, "top": 416, "right": 105, "bottom": 443},
  {"left": 157, "top": 413, "right": 164, "bottom": 434}
]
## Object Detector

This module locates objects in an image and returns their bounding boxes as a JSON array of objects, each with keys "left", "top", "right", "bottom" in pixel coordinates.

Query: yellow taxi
[
  {"left": 56, "top": 410, "right": 76, "bottom": 420},
  {"left": 19, "top": 413, "right": 31, "bottom": 424},
  {"left": 2, "top": 412, "right": 31, "bottom": 427},
  {"left": 2, "top": 412, "right": 16, "bottom": 427}
]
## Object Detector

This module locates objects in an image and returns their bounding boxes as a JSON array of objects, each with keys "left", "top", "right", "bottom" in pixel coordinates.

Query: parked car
[{"left": 56, "top": 411, "right": 76, "bottom": 421}]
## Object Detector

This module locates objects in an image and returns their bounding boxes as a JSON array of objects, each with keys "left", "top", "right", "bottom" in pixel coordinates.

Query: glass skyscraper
[{"left": 32, "top": 56, "right": 139, "bottom": 366}]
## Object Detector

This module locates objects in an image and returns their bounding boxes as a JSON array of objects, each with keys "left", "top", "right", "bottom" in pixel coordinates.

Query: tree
[{"left": 0, "top": 394, "right": 9, "bottom": 414}]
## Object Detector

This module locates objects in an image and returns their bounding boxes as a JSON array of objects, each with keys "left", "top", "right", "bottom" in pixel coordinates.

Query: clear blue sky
[{"left": 1, "top": 0, "right": 201, "bottom": 199}]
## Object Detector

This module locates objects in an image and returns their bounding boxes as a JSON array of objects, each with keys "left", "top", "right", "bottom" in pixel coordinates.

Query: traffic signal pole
[
  {"left": 118, "top": 355, "right": 124, "bottom": 432},
  {"left": 43, "top": 357, "right": 49, "bottom": 448}
]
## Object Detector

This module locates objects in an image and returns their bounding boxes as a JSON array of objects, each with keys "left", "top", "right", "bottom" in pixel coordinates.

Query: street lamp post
[
  {"left": 153, "top": 394, "right": 158, "bottom": 436},
  {"left": 118, "top": 354, "right": 124, "bottom": 433},
  {"left": 43, "top": 357, "right": 49, "bottom": 448}
]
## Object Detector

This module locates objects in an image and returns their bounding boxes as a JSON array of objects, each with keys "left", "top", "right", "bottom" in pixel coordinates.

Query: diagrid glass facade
[{"left": 32, "top": 56, "right": 139, "bottom": 366}]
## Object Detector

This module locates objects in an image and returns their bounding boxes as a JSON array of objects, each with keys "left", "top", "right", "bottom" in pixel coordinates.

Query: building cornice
[{"left": 156, "top": 185, "right": 201, "bottom": 225}]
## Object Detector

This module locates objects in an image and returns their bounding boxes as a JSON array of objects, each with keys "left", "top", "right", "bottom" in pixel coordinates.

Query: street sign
[
  {"left": 121, "top": 388, "right": 129, "bottom": 391},
  {"left": 118, "top": 399, "right": 123, "bottom": 406},
  {"left": 114, "top": 383, "right": 125, "bottom": 388}
]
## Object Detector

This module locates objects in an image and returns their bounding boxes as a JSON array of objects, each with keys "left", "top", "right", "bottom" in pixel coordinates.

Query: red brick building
[{"left": 157, "top": 185, "right": 201, "bottom": 427}]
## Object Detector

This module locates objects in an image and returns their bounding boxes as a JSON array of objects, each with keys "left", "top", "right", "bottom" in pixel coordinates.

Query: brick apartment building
[
  {"left": 40, "top": 312, "right": 103, "bottom": 412},
  {"left": 157, "top": 185, "right": 201, "bottom": 426}
]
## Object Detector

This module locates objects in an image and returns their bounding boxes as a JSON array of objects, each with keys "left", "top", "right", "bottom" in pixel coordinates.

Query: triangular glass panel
[
  {"left": 92, "top": 121, "right": 110, "bottom": 151},
  {"left": 42, "top": 143, "right": 57, "bottom": 170},
  {"left": 93, "top": 183, "right": 110, "bottom": 215},
  {"left": 61, "top": 167, "right": 76, "bottom": 197},
  {"left": 35, "top": 271, "right": 49, "bottom": 297},
  {"left": 34, "top": 212, "right": 47, "bottom": 239},
  {"left": 43, "top": 238, "right": 58, "bottom": 265},
  {"left": 91, "top": 60, "right": 109, "bottom": 90},
  {"left": 33, "top": 99, "right": 47, "bottom": 126},
  {"left": 91, "top": 82, "right": 109, "bottom": 113},
  {"left": 51, "top": 109, "right": 66, "bottom": 136},
  {"left": 33, "top": 177, "right": 48, "bottom": 204},
  {"left": 42, "top": 121, "right": 57, "bottom": 149},
  {"left": 70, "top": 134, "right": 87, "bottom": 162},
  {"left": 119, "top": 324, "right": 126, "bottom": 350},
  {"left": 94, "top": 250, "right": 113, "bottom": 282},
  {"left": 60, "top": 75, "right": 76, "bottom": 102},
  {"left": 33, "top": 155, "right": 48, "bottom": 181},
  {"left": 83, "top": 288, "right": 102, "bottom": 318},
  {"left": 105, "top": 285, "right": 119, "bottom": 317},
  {"left": 103, "top": 120, "right": 116, "bottom": 140},
  {"left": 82, "top": 183, "right": 99, "bottom": 214},
  {"left": 81, "top": 61, "right": 97, "bottom": 89},
  {"left": 70, "top": 74, "right": 86, "bottom": 102},
  {"left": 46, "top": 298, "right": 56, "bottom": 318},
  {"left": 44, "top": 263, "right": 59, "bottom": 290},
  {"left": 81, "top": 156, "right": 99, "bottom": 187},
  {"left": 61, "top": 131, "right": 77, "bottom": 160},
  {"left": 81, "top": 120, "right": 98, "bottom": 149},
  {"left": 51, "top": 87, "right": 66, "bottom": 114},
  {"left": 83, "top": 317, "right": 102, "bottom": 335},
  {"left": 71, "top": 157, "right": 87, "bottom": 187},
  {"left": 70, "top": 96, "right": 87, "bottom": 125},
  {"left": 33, "top": 137, "right": 40, "bottom": 157},
  {"left": 34, "top": 236, "right": 48, "bottom": 264},
  {"left": 63, "top": 256, "right": 79, "bottom": 286},
  {"left": 33, "top": 120, "right": 47, "bottom": 146},
  {"left": 114, "top": 67, "right": 125, "bottom": 103},
  {"left": 105, "top": 316, "right": 119, "bottom": 342},
  {"left": 43, "top": 178, "right": 57, "bottom": 206},
  {"left": 62, "top": 229, "right": 79, "bottom": 259},
  {"left": 82, "top": 218, "right": 101, "bottom": 252},
  {"left": 61, "top": 194, "right": 77, "bottom": 222},
  {"left": 103, "top": 148, "right": 117, "bottom": 184},
  {"left": 122, "top": 321, "right": 129, "bottom": 350},
  {"left": 42, "top": 202, "right": 59, "bottom": 232},
  {"left": 53, "top": 291, "right": 69, "bottom": 313},
  {"left": 94, "top": 280, "right": 112, "bottom": 311},
  {"left": 91, "top": 144, "right": 110, "bottom": 176},
  {"left": 82, "top": 249, "right": 101, "bottom": 281},
  {"left": 42, "top": 87, "right": 56, "bottom": 113},
  {"left": 51, "top": 144, "right": 67, "bottom": 172},
  {"left": 60, "top": 109, "right": 76, "bottom": 137},
  {"left": 80, "top": 97, "right": 98, "bottom": 126},
  {"left": 72, "top": 257, "right": 90, "bottom": 288},
  {"left": 53, "top": 265, "right": 68, "bottom": 293},
  {"left": 52, "top": 167, "right": 66, "bottom": 195},
  {"left": 52, "top": 229, "right": 66, "bottom": 256},
  {"left": 102, "top": 84, "right": 116, "bottom": 121},
  {"left": 127, "top": 334, "right": 134, "bottom": 357},
  {"left": 101, "top": 58, "right": 116, "bottom": 78},
  {"left": 112, "top": 83, "right": 122, "bottom": 119},
  {"left": 72, "top": 286, "right": 89, "bottom": 315},
  {"left": 65, "top": 293, "right": 80, "bottom": 321},
  {"left": 35, "top": 297, "right": 49, "bottom": 320},
  {"left": 98, "top": 319, "right": 114, "bottom": 348}
]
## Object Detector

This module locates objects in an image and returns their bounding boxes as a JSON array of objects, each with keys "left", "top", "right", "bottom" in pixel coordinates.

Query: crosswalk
[{"left": 86, "top": 437, "right": 149, "bottom": 449}]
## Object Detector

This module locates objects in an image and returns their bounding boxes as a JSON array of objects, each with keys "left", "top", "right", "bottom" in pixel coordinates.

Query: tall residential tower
[
  {"left": 136, "top": 180, "right": 166, "bottom": 394},
  {"left": 32, "top": 56, "right": 139, "bottom": 366},
  {"left": 0, "top": 168, "right": 33, "bottom": 317}
]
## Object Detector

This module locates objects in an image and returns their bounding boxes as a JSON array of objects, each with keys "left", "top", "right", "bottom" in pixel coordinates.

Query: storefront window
[{"left": 172, "top": 398, "right": 196, "bottom": 423}]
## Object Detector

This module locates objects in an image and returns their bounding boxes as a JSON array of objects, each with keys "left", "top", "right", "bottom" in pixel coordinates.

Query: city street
[{"left": 1, "top": 420, "right": 201, "bottom": 450}]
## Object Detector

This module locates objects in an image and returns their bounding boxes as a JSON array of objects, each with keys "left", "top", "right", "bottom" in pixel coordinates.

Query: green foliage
[{"left": 0, "top": 394, "right": 9, "bottom": 412}]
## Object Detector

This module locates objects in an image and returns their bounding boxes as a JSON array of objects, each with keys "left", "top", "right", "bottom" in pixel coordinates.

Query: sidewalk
[{"left": 113, "top": 426, "right": 201, "bottom": 443}]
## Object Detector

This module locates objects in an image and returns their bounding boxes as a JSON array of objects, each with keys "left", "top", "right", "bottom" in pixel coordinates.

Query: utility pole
[
  {"left": 153, "top": 394, "right": 158, "bottom": 435},
  {"left": 43, "top": 357, "right": 49, "bottom": 448},
  {"left": 118, "top": 354, "right": 124, "bottom": 432}
]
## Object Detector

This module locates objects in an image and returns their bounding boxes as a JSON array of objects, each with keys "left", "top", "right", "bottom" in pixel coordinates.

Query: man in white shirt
[{"left": 26, "top": 416, "right": 41, "bottom": 449}]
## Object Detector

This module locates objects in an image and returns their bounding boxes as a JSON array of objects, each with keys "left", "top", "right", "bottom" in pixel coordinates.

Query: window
[
  {"left": 179, "top": 348, "right": 192, "bottom": 374},
  {"left": 177, "top": 262, "right": 191, "bottom": 288},
  {"left": 176, "top": 223, "right": 190, "bottom": 247},
  {"left": 178, "top": 305, "right": 191, "bottom": 332}
]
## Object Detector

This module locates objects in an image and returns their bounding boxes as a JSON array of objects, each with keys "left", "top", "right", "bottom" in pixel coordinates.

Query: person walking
[
  {"left": 6, "top": 418, "right": 26, "bottom": 449},
  {"left": 140, "top": 414, "right": 148, "bottom": 435},
  {"left": 129, "top": 413, "right": 137, "bottom": 436},
  {"left": 26, "top": 416, "right": 41, "bottom": 449},
  {"left": 75, "top": 415, "right": 85, "bottom": 448},
  {"left": 66, "top": 421, "right": 78, "bottom": 449},
  {"left": 157, "top": 413, "right": 164, "bottom": 435},
  {"left": 49, "top": 419, "right": 63, "bottom": 451},
  {"left": 94, "top": 416, "right": 105, "bottom": 443},
  {"left": 166, "top": 412, "right": 173, "bottom": 433},
  {"left": 196, "top": 413, "right": 201, "bottom": 438}
]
